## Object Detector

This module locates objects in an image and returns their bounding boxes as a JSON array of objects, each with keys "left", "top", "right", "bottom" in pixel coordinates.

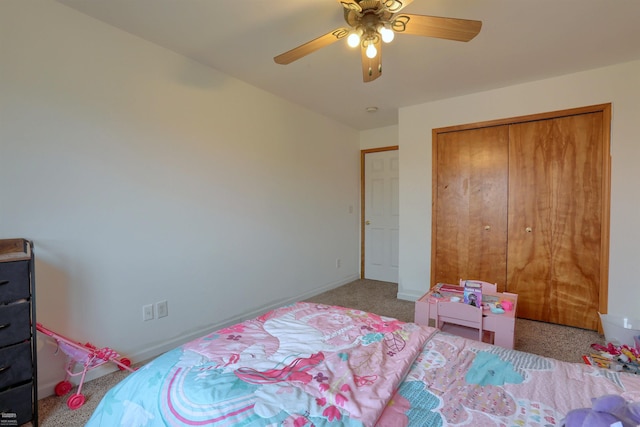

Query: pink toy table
[{"left": 415, "top": 283, "right": 518, "bottom": 349}]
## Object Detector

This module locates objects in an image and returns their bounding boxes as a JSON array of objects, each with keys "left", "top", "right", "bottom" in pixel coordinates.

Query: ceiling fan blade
[
  {"left": 382, "top": 0, "right": 413, "bottom": 13},
  {"left": 392, "top": 14, "right": 482, "bottom": 42},
  {"left": 274, "top": 28, "right": 349, "bottom": 65},
  {"left": 338, "top": 0, "right": 362, "bottom": 13},
  {"left": 360, "top": 39, "right": 382, "bottom": 82}
]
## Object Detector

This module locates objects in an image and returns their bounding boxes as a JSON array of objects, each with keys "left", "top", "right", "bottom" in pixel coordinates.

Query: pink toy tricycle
[{"left": 36, "top": 322, "right": 136, "bottom": 409}]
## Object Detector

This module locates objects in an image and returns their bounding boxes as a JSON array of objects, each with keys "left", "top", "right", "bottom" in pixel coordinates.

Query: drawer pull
[
  {"left": 0, "top": 365, "right": 10, "bottom": 374},
  {"left": 0, "top": 280, "right": 9, "bottom": 286},
  {"left": 0, "top": 323, "right": 10, "bottom": 330}
]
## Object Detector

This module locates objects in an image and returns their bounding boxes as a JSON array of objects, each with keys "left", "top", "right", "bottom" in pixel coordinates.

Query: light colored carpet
[{"left": 29, "top": 279, "right": 605, "bottom": 426}]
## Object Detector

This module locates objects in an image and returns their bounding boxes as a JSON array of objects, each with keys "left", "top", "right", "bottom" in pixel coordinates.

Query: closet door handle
[
  {"left": 525, "top": 227, "right": 532, "bottom": 233},
  {"left": 0, "top": 323, "right": 10, "bottom": 330},
  {"left": 0, "top": 280, "right": 9, "bottom": 286},
  {"left": 484, "top": 225, "right": 491, "bottom": 231}
]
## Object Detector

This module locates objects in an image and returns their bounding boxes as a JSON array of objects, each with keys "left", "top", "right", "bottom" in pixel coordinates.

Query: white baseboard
[{"left": 396, "top": 290, "right": 424, "bottom": 301}]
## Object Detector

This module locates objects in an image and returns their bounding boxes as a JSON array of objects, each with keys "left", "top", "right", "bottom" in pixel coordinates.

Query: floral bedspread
[
  {"left": 85, "top": 303, "right": 640, "bottom": 426},
  {"left": 378, "top": 332, "right": 640, "bottom": 426},
  {"left": 85, "top": 302, "right": 436, "bottom": 426}
]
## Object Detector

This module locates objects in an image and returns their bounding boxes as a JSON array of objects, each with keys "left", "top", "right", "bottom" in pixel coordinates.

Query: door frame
[
  {"left": 431, "top": 103, "right": 611, "bottom": 321},
  {"left": 360, "top": 145, "right": 399, "bottom": 279}
]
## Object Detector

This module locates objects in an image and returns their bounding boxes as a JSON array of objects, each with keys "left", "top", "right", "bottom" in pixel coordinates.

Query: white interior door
[{"left": 363, "top": 149, "right": 399, "bottom": 282}]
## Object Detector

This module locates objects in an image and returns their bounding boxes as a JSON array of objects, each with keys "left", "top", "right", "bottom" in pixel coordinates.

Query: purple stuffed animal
[{"left": 563, "top": 395, "right": 640, "bottom": 427}]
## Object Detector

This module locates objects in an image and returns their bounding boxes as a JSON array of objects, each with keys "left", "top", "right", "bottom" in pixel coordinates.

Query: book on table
[{"left": 463, "top": 281, "right": 482, "bottom": 307}]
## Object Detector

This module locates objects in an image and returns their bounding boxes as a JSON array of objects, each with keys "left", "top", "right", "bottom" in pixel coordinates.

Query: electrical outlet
[
  {"left": 142, "top": 304, "right": 154, "bottom": 321},
  {"left": 156, "top": 300, "right": 168, "bottom": 318}
]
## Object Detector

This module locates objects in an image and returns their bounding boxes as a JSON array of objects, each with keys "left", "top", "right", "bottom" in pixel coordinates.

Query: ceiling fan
[{"left": 274, "top": 0, "right": 482, "bottom": 82}]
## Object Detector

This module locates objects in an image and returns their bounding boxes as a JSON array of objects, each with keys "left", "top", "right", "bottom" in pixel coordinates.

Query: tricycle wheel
[
  {"left": 55, "top": 380, "right": 72, "bottom": 396},
  {"left": 118, "top": 357, "right": 131, "bottom": 370},
  {"left": 67, "top": 393, "right": 85, "bottom": 410}
]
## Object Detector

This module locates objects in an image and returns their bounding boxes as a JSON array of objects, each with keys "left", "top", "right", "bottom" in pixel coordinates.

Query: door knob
[
  {"left": 525, "top": 227, "right": 532, "bottom": 233},
  {"left": 365, "top": 220, "right": 371, "bottom": 225},
  {"left": 484, "top": 225, "right": 491, "bottom": 231}
]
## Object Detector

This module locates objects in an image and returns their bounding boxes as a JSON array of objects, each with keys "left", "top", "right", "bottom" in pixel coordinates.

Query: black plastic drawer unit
[{"left": 0, "top": 239, "right": 37, "bottom": 426}]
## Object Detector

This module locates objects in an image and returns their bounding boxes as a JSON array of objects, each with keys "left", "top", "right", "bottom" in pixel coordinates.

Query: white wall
[
  {"left": 1, "top": 1, "right": 360, "bottom": 396},
  {"left": 397, "top": 60, "right": 640, "bottom": 320},
  {"left": 360, "top": 125, "right": 398, "bottom": 150}
]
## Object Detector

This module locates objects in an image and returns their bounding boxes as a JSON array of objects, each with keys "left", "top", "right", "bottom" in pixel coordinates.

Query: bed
[{"left": 85, "top": 302, "right": 640, "bottom": 426}]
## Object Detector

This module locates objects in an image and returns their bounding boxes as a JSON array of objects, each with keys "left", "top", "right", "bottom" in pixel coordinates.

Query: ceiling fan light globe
[
  {"left": 366, "top": 43, "right": 377, "bottom": 58},
  {"left": 347, "top": 32, "right": 361, "bottom": 48},
  {"left": 379, "top": 26, "right": 394, "bottom": 43}
]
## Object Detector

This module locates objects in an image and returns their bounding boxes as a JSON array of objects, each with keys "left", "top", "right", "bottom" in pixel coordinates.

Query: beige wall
[
  {"left": 360, "top": 125, "right": 398, "bottom": 151},
  {"left": 1, "top": 1, "right": 361, "bottom": 396}
]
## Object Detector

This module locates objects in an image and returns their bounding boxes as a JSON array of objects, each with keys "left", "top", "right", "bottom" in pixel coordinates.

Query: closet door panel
[
  {"left": 434, "top": 126, "right": 509, "bottom": 287},
  {"left": 508, "top": 113, "right": 603, "bottom": 329}
]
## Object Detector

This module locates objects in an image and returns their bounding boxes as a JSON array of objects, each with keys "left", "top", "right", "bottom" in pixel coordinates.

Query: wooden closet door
[
  {"left": 507, "top": 112, "right": 604, "bottom": 330},
  {"left": 433, "top": 126, "right": 509, "bottom": 288}
]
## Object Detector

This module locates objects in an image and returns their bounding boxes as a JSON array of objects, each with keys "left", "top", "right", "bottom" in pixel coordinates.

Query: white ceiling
[{"left": 55, "top": 0, "right": 640, "bottom": 130}]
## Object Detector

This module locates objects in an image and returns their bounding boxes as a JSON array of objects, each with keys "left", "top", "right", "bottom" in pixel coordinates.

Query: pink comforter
[
  {"left": 181, "top": 302, "right": 436, "bottom": 426},
  {"left": 86, "top": 302, "right": 640, "bottom": 426}
]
